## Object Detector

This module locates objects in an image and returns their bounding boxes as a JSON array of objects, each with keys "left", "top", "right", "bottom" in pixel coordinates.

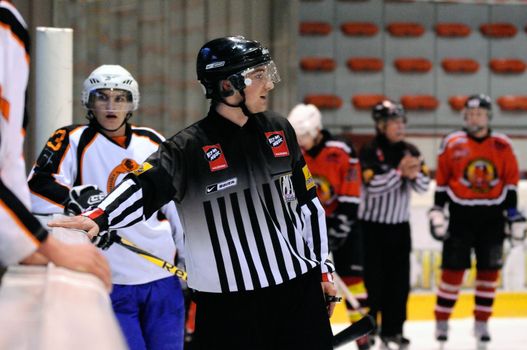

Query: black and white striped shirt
[
  {"left": 358, "top": 134, "right": 430, "bottom": 224},
  {"left": 88, "top": 109, "right": 333, "bottom": 293}
]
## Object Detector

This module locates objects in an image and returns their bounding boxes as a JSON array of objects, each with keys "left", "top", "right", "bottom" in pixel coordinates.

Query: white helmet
[
  {"left": 82, "top": 65, "right": 140, "bottom": 111},
  {"left": 287, "top": 103, "right": 322, "bottom": 138}
]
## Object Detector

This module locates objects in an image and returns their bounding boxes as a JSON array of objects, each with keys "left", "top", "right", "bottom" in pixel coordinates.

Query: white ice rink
[{"left": 332, "top": 318, "right": 527, "bottom": 350}]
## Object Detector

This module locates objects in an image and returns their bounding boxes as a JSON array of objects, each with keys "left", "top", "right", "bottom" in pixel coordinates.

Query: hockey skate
[
  {"left": 474, "top": 321, "right": 490, "bottom": 350},
  {"left": 435, "top": 320, "right": 448, "bottom": 342},
  {"left": 379, "top": 334, "right": 410, "bottom": 350}
]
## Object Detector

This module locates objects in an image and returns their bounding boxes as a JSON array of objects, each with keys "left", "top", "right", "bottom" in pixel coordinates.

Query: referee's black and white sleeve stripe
[
  {"left": 367, "top": 169, "right": 403, "bottom": 194},
  {"left": 409, "top": 172, "right": 430, "bottom": 193}
]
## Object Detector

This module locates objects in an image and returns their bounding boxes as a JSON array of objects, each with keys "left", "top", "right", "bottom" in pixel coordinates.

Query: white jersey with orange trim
[
  {"left": 0, "top": 0, "right": 46, "bottom": 265},
  {"left": 28, "top": 122, "right": 184, "bottom": 285}
]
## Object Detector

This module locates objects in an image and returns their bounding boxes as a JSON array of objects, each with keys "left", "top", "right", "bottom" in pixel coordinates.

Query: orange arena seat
[
  {"left": 352, "top": 95, "right": 387, "bottom": 110},
  {"left": 340, "top": 22, "right": 379, "bottom": 36},
  {"left": 299, "top": 22, "right": 332, "bottom": 35},
  {"left": 387, "top": 23, "right": 425, "bottom": 37},
  {"left": 300, "top": 57, "right": 336, "bottom": 72},
  {"left": 347, "top": 58, "right": 383, "bottom": 72},
  {"left": 496, "top": 96, "right": 527, "bottom": 111},
  {"left": 441, "top": 58, "right": 480, "bottom": 73},
  {"left": 489, "top": 59, "right": 526, "bottom": 74},
  {"left": 479, "top": 23, "right": 517, "bottom": 37},
  {"left": 304, "top": 94, "right": 343, "bottom": 109},
  {"left": 435, "top": 23, "right": 471, "bottom": 37},
  {"left": 394, "top": 58, "right": 432, "bottom": 73},
  {"left": 400, "top": 95, "right": 439, "bottom": 110},
  {"left": 448, "top": 95, "right": 469, "bottom": 111}
]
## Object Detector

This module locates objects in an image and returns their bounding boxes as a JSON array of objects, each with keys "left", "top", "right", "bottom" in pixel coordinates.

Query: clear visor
[
  {"left": 241, "top": 61, "right": 281, "bottom": 86},
  {"left": 86, "top": 89, "right": 134, "bottom": 112}
]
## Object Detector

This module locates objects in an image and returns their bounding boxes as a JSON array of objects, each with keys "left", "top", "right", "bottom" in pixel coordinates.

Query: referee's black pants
[
  {"left": 191, "top": 267, "right": 333, "bottom": 350},
  {"left": 361, "top": 221, "right": 411, "bottom": 337}
]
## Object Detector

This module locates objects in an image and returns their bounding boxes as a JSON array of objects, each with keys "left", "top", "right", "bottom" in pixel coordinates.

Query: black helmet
[
  {"left": 464, "top": 94, "right": 492, "bottom": 117},
  {"left": 372, "top": 100, "right": 406, "bottom": 123},
  {"left": 196, "top": 36, "right": 275, "bottom": 99}
]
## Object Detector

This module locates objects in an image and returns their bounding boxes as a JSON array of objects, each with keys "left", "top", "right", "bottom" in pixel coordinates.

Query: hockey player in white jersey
[{"left": 28, "top": 65, "right": 185, "bottom": 350}]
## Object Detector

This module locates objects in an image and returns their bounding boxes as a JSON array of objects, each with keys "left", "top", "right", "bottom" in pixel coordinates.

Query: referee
[
  {"left": 358, "top": 100, "right": 430, "bottom": 349},
  {"left": 50, "top": 36, "right": 336, "bottom": 350}
]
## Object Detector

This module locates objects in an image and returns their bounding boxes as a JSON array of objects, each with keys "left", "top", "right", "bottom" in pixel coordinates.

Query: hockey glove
[
  {"left": 428, "top": 206, "right": 449, "bottom": 241},
  {"left": 64, "top": 185, "right": 106, "bottom": 215},
  {"left": 91, "top": 230, "right": 117, "bottom": 250},
  {"left": 505, "top": 208, "right": 527, "bottom": 241},
  {"left": 327, "top": 214, "right": 352, "bottom": 251}
]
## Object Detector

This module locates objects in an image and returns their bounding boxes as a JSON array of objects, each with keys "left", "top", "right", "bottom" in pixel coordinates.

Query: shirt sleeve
[
  {"left": 85, "top": 140, "right": 181, "bottom": 231},
  {"left": 285, "top": 122, "right": 334, "bottom": 276},
  {"left": 28, "top": 127, "right": 80, "bottom": 213},
  {"left": 0, "top": 178, "right": 48, "bottom": 265},
  {"left": 434, "top": 137, "right": 451, "bottom": 208}
]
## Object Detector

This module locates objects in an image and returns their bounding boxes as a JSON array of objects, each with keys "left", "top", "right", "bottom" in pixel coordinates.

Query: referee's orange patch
[
  {"left": 362, "top": 169, "right": 374, "bottom": 184},
  {"left": 303, "top": 165, "right": 316, "bottom": 190}
]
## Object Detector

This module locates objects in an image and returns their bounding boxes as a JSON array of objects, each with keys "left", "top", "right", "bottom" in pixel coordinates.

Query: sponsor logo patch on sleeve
[
  {"left": 132, "top": 161, "right": 153, "bottom": 176},
  {"left": 303, "top": 165, "right": 316, "bottom": 190},
  {"left": 265, "top": 130, "right": 290, "bottom": 157}
]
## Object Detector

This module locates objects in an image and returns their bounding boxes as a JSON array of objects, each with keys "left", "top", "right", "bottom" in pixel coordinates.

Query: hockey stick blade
[{"left": 332, "top": 314, "right": 375, "bottom": 349}]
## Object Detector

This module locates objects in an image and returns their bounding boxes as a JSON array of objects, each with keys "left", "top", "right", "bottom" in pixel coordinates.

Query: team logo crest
[
  {"left": 203, "top": 144, "right": 228, "bottom": 172},
  {"left": 461, "top": 158, "right": 499, "bottom": 193},
  {"left": 314, "top": 175, "right": 335, "bottom": 206},
  {"left": 265, "top": 131, "right": 290, "bottom": 157}
]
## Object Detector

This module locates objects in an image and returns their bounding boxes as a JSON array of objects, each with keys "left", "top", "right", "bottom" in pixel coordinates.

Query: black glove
[
  {"left": 91, "top": 230, "right": 117, "bottom": 250},
  {"left": 505, "top": 208, "right": 527, "bottom": 241},
  {"left": 327, "top": 214, "right": 353, "bottom": 251},
  {"left": 64, "top": 184, "right": 106, "bottom": 215}
]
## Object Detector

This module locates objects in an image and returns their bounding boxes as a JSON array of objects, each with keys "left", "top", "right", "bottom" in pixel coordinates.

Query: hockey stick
[
  {"left": 332, "top": 314, "right": 376, "bottom": 348},
  {"left": 333, "top": 273, "right": 363, "bottom": 313},
  {"left": 111, "top": 233, "right": 188, "bottom": 281},
  {"left": 70, "top": 228, "right": 188, "bottom": 281}
]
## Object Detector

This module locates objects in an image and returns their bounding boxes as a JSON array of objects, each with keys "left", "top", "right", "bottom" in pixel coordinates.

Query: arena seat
[
  {"left": 347, "top": 57, "right": 383, "bottom": 72},
  {"left": 387, "top": 22, "right": 425, "bottom": 37},
  {"left": 304, "top": 94, "right": 343, "bottom": 109},
  {"left": 300, "top": 57, "right": 337, "bottom": 72},
  {"left": 489, "top": 59, "right": 526, "bottom": 74},
  {"left": 441, "top": 58, "right": 479, "bottom": 73},
  {"left": 352, "top": 94, "right": 387, "bottom": 110},
  {"left": 448, "top": 95, "right": 469, "bottom": 111},
  {"left": 496, "top": 96, "right": 527, "bottom": 111},
  {"left": 394, "top": 58, "right": 432, "bottom": 73},
  {"left": 401, "top": 95, "right": 439, "bottom": 110},
  {"left": 435, "top": 23, "right": 471, "bottom": 37},
  {"left": 340, "top": 22, "right": 379, "bottom": 36},
  {"left": 299, "top": 22, "right": 332, "bottom": 35},
  {"left": 480, "top": 23, "right": 517, "bottom": 37}
]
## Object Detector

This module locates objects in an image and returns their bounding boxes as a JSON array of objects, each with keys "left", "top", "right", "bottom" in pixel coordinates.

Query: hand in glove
[
  {"left": 91, "top": 230, "right": 117, "bottom": 250},
  {"left": 64, "top": 184, "right": 106, "bottom": 215},
  {"left": 428, "top": 206, "right": 449, "bottom": 241},
  {"left": 505, "top": 208, "right": 527, "bottom": 241},
  {"left": 326, "top": 214, "right": 352, "bottom": 251}
]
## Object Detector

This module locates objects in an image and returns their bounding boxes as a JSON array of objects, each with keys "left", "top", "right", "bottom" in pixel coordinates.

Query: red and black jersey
[
  {"left": 303, "top": 130, "right": 361, "bottom": 218},
  {"left": 435, "top": 130, "right": 519, "bottom": 208}
]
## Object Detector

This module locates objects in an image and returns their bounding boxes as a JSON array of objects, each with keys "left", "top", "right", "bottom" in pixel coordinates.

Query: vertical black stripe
[
  {"left": 203, "top": 201, "right": 230, "bottom": 292},
  {"left": 217, "top": 197, "right": 245, "bottom": 291},
  {"left": 306, "top": 200, "right": 322, "bottom": 262},
  {"left": 259, "top": 186, "right": 290, "bottom": 282},
  {"left": 74, "top": 128, "right": 98, "bottom": 186},
  {"left": 244, "top": 189, "right": 276, "bottom": 287},
  {"left": 230, "top": 193, "right": 261, "bottom": 289}
]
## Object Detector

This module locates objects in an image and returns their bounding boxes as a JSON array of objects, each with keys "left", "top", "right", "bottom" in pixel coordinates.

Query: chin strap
[
  {"left": 217, "top": 87, "right": 254, "bottom": 117},
  {"left": 86, "top": 111, "right": 132, "bottom": 132}
]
